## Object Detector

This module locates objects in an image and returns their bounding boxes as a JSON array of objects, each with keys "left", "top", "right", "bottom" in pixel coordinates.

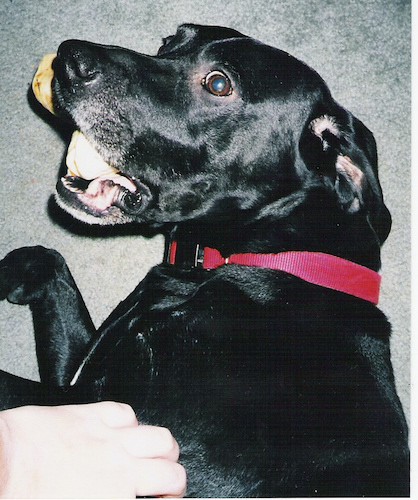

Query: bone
[
  {"left": 32, "top": 53, "right": 56, "bottom": 114},
  {"left": 66, "top": 131, "right": 118, "bottom": 180}
]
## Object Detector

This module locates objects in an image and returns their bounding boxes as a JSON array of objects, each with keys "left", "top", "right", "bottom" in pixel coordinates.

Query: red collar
[{"left": 167, "top": 240, "right": 381, "bottom": 304}]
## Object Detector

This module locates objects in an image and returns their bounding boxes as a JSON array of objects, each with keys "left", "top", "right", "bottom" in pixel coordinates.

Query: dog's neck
[
  {"left": 166, "top": 203, "right": 383, "bottom": 272},
  {"left": 164, "top": 231, "right": 381, "bottom": 305}
]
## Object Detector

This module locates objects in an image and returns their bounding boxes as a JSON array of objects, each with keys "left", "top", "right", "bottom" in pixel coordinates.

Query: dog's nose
[{"left": 56, "top": 40, "right": 102, "bottom": 83}]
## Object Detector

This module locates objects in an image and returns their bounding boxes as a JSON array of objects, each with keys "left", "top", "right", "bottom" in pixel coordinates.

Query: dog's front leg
[{"left": 0, "top": 246, "right": 96, "bottom": 386}]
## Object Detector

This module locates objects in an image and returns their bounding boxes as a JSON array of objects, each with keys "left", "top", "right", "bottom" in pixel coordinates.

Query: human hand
[{"left": 0, "top": 401, "right": 186, "bottom": 498}]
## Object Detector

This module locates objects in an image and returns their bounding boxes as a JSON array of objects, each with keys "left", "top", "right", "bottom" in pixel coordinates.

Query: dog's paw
[{"left": 0, "top": 246, "right": 65, "bottom": 305}]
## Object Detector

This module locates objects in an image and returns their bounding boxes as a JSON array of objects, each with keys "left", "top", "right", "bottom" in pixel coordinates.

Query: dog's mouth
[
  {"left": 60, "top": 130, "right": 150, "bottom": 218},
  {"left": 32, "top": 54, "right": 151, "bottom": 223}
]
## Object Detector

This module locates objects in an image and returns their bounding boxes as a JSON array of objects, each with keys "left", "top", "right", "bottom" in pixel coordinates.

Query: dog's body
[{"left": 0, "top": 24, "right": 409, "bottom": 496}]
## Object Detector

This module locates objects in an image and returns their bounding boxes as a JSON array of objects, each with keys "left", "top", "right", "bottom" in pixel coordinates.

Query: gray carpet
[{"left": 0, "top": 0, "right": 410, "bottom": 425}]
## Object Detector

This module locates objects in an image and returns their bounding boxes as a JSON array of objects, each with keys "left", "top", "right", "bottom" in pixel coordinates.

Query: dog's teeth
[
  {"left": 66, "top": 131, "right": 118, "bottom": 180},
  {"left": 62, "top": 178, "right": 81, "bottom": 193},
  {"left": 32, "top": 53, "right": 56, "bottom": 115},
  {"left": 62, "top": 176, "right": 89, "bottom": 194}
]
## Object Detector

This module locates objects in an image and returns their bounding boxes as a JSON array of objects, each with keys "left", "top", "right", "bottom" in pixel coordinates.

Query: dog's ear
[
  {"left": 158, "top": 25, "right": 200, "bottom": 56},
  {"left": 158, "top": 24, "right": 246, "bottom": 56},
  {"left": 299, "top": 109, "right": 391, "bottom": 244}
]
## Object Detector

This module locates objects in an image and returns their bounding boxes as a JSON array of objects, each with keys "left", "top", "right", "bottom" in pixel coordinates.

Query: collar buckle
[{"left": 165, "top": 240, "right": 205, "bottom": 269}]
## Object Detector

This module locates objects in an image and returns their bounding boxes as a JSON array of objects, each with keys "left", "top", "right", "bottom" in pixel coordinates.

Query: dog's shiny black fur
[{"left": 0, "top": 24, "right": 409, "bottom": 496}]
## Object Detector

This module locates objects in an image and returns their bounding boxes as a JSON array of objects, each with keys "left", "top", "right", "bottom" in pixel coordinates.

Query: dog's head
[{"left": 33, "top": 24, "right": 391, "bottom": 260}]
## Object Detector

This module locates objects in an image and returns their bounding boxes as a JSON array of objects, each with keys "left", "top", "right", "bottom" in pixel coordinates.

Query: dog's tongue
[{"left": 32, "top": 53, "right": 56, "bottom": 114}]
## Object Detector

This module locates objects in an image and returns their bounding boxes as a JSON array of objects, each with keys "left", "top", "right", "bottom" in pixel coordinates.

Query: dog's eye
[{"left": 202, "top": 71, "right": 232, "bottom": 97}]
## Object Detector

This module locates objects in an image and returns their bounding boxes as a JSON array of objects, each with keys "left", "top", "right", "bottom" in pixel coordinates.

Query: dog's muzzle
[{"left": 32, "top": 54, "right": 151, "bottom": 222}]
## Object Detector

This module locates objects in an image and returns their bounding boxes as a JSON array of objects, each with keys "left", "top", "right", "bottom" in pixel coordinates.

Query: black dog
[{"left": 0, "top": 24, "right": 409, "bottom": 496}]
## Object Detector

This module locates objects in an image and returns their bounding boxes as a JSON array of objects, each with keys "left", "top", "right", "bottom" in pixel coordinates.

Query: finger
[
  {"left": 63, "top": 401, "right": 139, "bottom": 428},
  {"left": 95, "top": 402, "right": 139, "bottom": 428},
  {"left": 133, "top": 459, "right": 187, "bottom": 498},
  {"left": 118, "top": 425, "right": 180, "bottom": 461}
]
